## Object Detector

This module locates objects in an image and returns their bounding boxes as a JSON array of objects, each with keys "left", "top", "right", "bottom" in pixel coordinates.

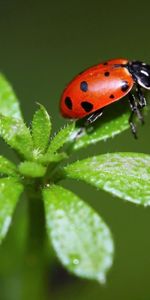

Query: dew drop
[
  {"left": 73, "top": 258, "right": 79, "bottom": 265},
  {"left": 46, "top": 184, "right": 50, "bottom": 188},
  {"left": 69, "top": 254, "right": 80, "bottom": 267}
]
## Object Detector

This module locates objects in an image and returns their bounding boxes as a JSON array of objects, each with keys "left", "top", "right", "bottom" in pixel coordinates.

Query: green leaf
[
  {"left": 0, "top": 155, "right": 17, "bottom": 176},
  {"left": 38, "top": 152, "right": 68, "bottom": 164},
  {"left": 0, "top": 74, "right": 23, "bottom": 120},
  {"left": 0, "top": 177, "right": 23, "bottom": 242},
  {"left": 43, "top": 185, "right": 114, "bottom": 283},
  {"left": 32, "top": 104, "right": 51, "bottom": 155},
  {"left": 0, "top": 115, "right": 33, "bottom": 160},
  {"left": 72, "top": 110, "right": 129, "bottom": 151},
  {"left": 47, "top": 122, "right": 75, "bottom": 156},
  {"left": 64, "top": 153, "right": 150, "bottom": 205},
  {"left": 18, "top": 161, "right": 46, "bottom": 178}
]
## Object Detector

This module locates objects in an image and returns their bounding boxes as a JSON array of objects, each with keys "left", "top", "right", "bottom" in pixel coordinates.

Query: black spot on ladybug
[
  {"left": 81, "top": 101, "right": 93, "bottom": 112},
  {"left": 65, "top": 97, "right": 72, "bottom": 110},
  {"left": 104, "top": 71, "right": 110, "bottom": 77},
  {"left": 80, "top": 81, "right": 88, "bottom": 92},
  {"left": 103, "top": 62, "right": 108, "bottom": 65},
  {"left": 109, "top": 94, "right": 115, "bottom": 99},
  {"left": 121, "top": 81, "right": 129, "bottom": 92}
]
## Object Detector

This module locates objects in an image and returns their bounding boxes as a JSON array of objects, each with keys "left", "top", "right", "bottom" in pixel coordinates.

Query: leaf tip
[
  {"left": 96, "top": 272, "right": 106, "bottom": 284},
  {"left": 35, "top": 101, "right": 41, "bottom": 107}
]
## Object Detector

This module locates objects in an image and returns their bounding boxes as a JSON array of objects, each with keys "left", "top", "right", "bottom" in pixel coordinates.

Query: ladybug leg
[
  {"left": 136, "top": 84, "right": 147, "bottom": 108},
  {"left": 75, "top": 127, "right": 85, "bottom": 138},
  {"left": 128, "top": 111, "right": 137, "bottom": 139},
  {"left": 128, "top": 92, "right": 144, "bottom": 123},
  {"left": 85, "top": 108, "right": 103, "bottom": 126},
  {"left": 75, "top": 109, "right": 103, "bottom": 138},
  {"left": 128, "top": 92, "right": 144, "bottom": 138}
]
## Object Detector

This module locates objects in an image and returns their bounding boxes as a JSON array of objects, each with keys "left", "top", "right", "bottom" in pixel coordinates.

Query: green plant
[{"left": 0, "top": 74, "right": 149, "bottom": 298}]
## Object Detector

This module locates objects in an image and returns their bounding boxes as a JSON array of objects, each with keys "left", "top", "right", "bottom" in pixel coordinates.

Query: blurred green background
[{"left": 0, "top": 0, "right": 150, "bottom": 299}]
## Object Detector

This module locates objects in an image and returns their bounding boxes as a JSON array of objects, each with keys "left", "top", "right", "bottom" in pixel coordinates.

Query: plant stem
[{"left": 22, "top": 180, "right": 48, "bottom": 300}]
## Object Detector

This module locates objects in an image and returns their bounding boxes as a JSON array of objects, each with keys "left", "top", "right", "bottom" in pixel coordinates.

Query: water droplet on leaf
[{"left": 73, "top": 258, "right": 79, "bottom": 265}]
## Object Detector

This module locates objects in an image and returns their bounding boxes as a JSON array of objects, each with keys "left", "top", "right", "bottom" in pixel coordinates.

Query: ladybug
[{"left": 60, "top": 58, "right": 150, "bottom": 137}]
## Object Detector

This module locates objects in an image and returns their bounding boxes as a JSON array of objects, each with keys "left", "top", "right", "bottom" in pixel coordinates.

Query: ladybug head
[{"left": 128, "top": 61, "right": 150, "bottom": 89}]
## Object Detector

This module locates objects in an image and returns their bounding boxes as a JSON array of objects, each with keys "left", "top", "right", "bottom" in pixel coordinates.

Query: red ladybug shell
[{"left": 60, "top": 58, "right": 134, "bottom": 119}]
